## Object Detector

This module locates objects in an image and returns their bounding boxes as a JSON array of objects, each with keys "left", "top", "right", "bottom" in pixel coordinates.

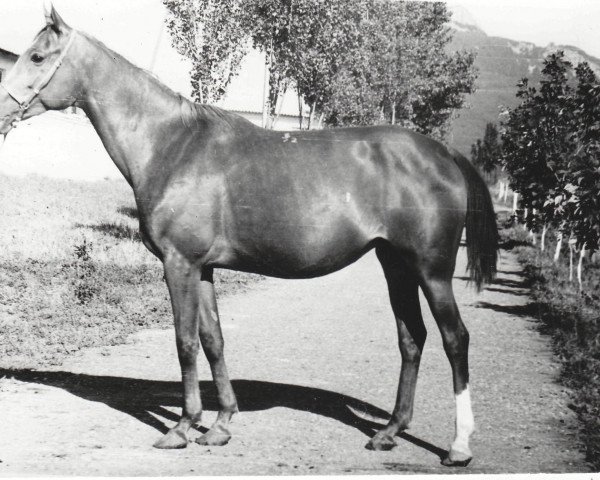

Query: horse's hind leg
[
  {"left": 367, "top": 245, "right": 427, "bottom": 451},
  {"left": 194, "top": 267, "right": 238, "bottom": 446},
  {"left": 420, "top": 272, "right": 474, "bottom": 467}
]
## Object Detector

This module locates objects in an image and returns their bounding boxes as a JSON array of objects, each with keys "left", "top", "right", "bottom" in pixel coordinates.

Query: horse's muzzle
[
  {"left": 0, "top": 117, "right": 15, "bottom": 136},
  {"left": 0, "top": 89, "right": 21, "bottom": 135}
]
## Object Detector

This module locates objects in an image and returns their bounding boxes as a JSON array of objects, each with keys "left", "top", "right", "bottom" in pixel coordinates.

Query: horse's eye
[{"left": 30, "top": 53, "right": 44, "bottom": 65}]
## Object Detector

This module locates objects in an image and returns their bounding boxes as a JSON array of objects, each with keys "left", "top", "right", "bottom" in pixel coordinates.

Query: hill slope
[{"left": 447, "top": 21, "right": 600, "bottom": 156}]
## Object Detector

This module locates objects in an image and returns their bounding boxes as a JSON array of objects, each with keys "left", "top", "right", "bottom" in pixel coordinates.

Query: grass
[
  {"left": 0, "top": 174, "right": 262, "bottom": 369},
  {"left": 499, "top": 220, "right": 600, "bottom": 469}
]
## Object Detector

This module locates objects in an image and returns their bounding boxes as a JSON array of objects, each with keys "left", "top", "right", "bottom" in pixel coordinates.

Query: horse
[{"left": 0, "top": 6, "right": 497, "bottom": 467}]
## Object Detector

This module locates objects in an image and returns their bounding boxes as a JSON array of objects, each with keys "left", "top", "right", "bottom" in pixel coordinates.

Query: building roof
[{"left": 0, "top": 47, "right": 18, "bottom": 61}]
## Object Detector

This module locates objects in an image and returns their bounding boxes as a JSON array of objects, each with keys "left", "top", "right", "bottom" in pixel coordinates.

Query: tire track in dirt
[{"left": 0, "top": 247, "right": 591, "bottom": 475}]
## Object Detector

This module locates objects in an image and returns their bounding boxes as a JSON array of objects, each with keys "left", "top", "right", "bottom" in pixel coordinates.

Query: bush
[
  {"left": 71, "top": 238, "right": 98, "bottom": 305},
  {"left": 501, "top": 225, "right": 600, "bottom": 468}
]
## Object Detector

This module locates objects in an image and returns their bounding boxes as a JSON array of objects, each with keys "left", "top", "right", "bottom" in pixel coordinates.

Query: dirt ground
[{"left": 0, "top": 247, "right": 591, "bottom": 475}]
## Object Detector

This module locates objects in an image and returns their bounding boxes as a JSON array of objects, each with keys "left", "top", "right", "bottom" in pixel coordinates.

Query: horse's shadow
[{"left": 0, "top": 369, "right": 447, "bottom": 460}]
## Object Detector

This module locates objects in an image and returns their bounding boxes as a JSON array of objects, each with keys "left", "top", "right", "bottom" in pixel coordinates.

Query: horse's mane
[{"left": 181, "top": 100, "right": 257, "bottom": 132}]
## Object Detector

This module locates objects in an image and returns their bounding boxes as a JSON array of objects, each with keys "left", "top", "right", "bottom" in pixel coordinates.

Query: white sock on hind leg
[{"left": 451, "top": 385, "right": 474, "bottom": 457}]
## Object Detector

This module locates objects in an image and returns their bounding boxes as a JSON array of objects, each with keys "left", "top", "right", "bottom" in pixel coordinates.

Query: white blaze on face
[{"left": 451, "top": 385, "right": 475, "bottom": 457}]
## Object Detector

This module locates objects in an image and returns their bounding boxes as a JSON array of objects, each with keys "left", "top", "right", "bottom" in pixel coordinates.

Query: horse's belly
[{"left": 220, "top": 215, "right": 377, "bottom": 278}]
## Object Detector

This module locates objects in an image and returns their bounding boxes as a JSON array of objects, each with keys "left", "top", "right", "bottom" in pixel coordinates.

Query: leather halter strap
[{"left": 0, "top": 31, "right": 76, "bottom": 113}]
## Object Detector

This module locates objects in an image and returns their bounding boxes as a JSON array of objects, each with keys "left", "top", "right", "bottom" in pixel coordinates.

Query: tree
[
  {"left": 501, "top": 52, "right": 575, "bottom": 233},
  {"left": 293, "top": 0, "right": 365, "bottom": 128},
  {"left": 501, "top": 52, "right": 600, "bottom": 284},
  {"left": 565, "top": 63, "right": 600, "bottom": 252},
  {"left": 471, "top": 122, "right": 502, "bottom": 183},
  {"left": 322, "top": 1, "right": 477, "bottom": 139},
  {"left": 163, "top": 0, "right": 248, "bottom": 104},
  {"left": 240, "top": 0, "right": 365, "bottom": 128},
  {"left": 164, "top": 0, "right": 476, "bottom": 136}
]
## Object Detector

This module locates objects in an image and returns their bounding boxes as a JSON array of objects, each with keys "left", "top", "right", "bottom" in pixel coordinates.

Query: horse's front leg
[
  {"left": 195, "top": 267, "right": 238, "bottom": 446},
  {"left": 153, "top": 252, "right": 203, "bottom": 449}
]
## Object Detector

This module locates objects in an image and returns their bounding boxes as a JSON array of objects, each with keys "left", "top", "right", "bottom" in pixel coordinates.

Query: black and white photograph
[{"left": 0, "top": 0, "right": 598, "bottom": 476}]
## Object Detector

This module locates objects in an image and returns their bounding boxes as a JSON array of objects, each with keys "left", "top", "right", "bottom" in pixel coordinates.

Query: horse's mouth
[{"left": 0, "top": 116, "right": 17, "bottom": 136}]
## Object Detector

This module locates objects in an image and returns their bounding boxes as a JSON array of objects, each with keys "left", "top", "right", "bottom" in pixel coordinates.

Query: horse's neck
[{"left": 78, "top": 35, "right": 183, "bottom": 188}]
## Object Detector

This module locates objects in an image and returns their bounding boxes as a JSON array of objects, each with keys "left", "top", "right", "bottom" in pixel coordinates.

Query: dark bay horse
[{"left": 0, "top": 6, "right": 497, "bottom": 467}]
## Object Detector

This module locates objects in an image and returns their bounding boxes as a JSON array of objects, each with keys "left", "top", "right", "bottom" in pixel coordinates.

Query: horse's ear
[
  {"left": 43, "top": 0, "right": 53, "bottom": 22},
  {"left": 44, "top": 2, "right": 69, "bottom": 33}
]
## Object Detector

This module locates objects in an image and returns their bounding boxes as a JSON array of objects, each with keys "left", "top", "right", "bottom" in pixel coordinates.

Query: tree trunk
[
  {"left": 541, "top": 224, "right": 547, "bottom": 252},
  {"left": 297, "top": 92, "right": 303, "bottom": 130},
  {"left": 198, "top": 78, "right": 205, "bottom": 104},
  {"left": 262, "top": 51, "right": 271, "bottom": 129},
  {"left": 271, "top": 85, "right": 287, "bottom": 130},
  {"left": 497, "top": 181, "right": 504, "bottom": 201},
  {"left": 503, "top": 184, "right": 509, "bottom": 204},
  {"left": 317, "top": 112, "right": 324, "bottom": 129},
  {"left": 308, "top": 101, "right": 316, "bottom": 130},
  {"left": 577, "top": 243, "right": 586, "bottom": 291},
  {"left": 391, "top": 102, "right": 396, "bottom": 125},
  {"left": 569, "top": 243, "right": 574, "bottom": 282},
  {"left": 554, "top": 232, "right": 563, "bottom": 262}
]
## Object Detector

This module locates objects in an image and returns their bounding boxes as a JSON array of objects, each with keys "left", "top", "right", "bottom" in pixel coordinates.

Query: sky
[
  {"left": 0, "top": 0, "right": 599, "bottom": 98},
  {"left": 448, "top": 0, "right": 600, "bottom": 59}
]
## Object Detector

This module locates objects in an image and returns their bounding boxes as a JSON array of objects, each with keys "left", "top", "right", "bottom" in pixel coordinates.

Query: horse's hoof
[
  {"left": 195, "top": 428, "right": 231, "bottom": 447},
  {"left": 366, "top": 433, "right": 397, "bottom": 451},
  {"left": 153, "top": 430, "right": 188, "bottom": 449},
  {"left": 441, "top": 448, "right": 472, "bottom": 467}
]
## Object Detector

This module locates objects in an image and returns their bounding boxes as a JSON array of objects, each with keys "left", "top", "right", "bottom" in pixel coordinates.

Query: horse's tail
[{"left": 452, "top": 151, "right": 498, "bottom": 291}]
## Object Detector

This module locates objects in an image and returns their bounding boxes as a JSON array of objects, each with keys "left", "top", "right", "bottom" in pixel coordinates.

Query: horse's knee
[
  {"left": 400, "top": 337, "right": 423, "bottom": 362},
  {"left": 200, "top": 326, "right": 225, "bottom": 361},
  {"left": 176, "top": 337, "right": 199, "bottom": 363},
  {"left": 200, "top": 334, "right": 224, "bottom": 362}
]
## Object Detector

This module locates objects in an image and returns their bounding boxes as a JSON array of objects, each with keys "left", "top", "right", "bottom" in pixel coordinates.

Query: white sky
[{"left": 0, "top": 0, "right": 599, "bottom": 98}]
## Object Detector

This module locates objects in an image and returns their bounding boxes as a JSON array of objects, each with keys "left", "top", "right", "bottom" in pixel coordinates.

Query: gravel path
[{"left": 0, "top": 247, "right": 591, "bottom": 475}]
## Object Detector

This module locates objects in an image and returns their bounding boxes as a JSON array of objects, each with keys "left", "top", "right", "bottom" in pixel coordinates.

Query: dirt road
[{"left": 0, "top": 247, "right": 591, "bottom": 475}]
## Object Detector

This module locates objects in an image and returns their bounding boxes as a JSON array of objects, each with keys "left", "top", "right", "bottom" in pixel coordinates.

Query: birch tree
[{"left": 163, "top": 0, "right": 249, "bottom": 103}]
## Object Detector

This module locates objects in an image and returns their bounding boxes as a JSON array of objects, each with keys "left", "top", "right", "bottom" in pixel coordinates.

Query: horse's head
[{"left": 0, "top": 4, "right": 79, "bottom": 135}]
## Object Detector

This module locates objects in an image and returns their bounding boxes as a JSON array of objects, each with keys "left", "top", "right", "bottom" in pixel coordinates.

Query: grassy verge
[
  {"left": 499, "top": 222, "right": 600, "bottom": 469},
  {"left": 0, "top": 174, "right": 262, "bottom": 369}
]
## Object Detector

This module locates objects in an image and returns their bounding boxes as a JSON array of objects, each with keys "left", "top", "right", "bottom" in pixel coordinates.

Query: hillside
[{"left": 447, "top": 20, "right": 600, "bottom": 156}]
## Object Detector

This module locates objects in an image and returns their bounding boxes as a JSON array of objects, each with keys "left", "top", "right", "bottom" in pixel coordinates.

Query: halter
[{"left": 0, "top": 30, "right": 76, "bottom": 117}]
